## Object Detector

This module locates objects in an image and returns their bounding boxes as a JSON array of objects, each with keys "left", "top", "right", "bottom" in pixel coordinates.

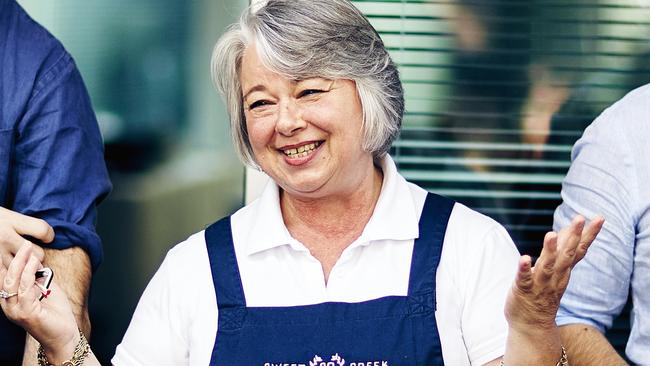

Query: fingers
[
  {"left": 574, "top": 216, "right": 604, "bottom": 264},
  {"left": 554, "top": 216, "right": 585, "bottom": 272},
  {"left": 1, "top": 242, "right": 46, "bottom": 328},
  {"left": 0, "top": 208, "right": 50, "bottom": 266},
  {"left": 0, "top": 236, "right": 45, "bottom": 270},
  {"left": 31, "top": 244, "right": 45, "bottom": 263},
  {"left": 514, "top": 255, "right": 533, "bottom": 292},
  {"left": 12, "top": 216, "right": 55, "bottom": 244},
  {"left": 0, "top": 265, "right": 7, "bottom": 293},
  {"left": 2, "top": 243, "right": 33, "bottom": 318},
  {"left": 3, "top": 241, "right": 33, "bottom": 297},
  {"left": 19, "top": 253, "right": 42, "bottom": 302},
  {"left": 1, "top": 240, "right": 44, "bottom": 269},
  {"left": 0, "top": 227, "right": 27, "bottom": 266},
  {"left": 506, "top": 215, "right": 605, "bottom": 330},
  {"left": 519, "top": 215, "right": 601, "bottom": 298},
  {"left": 0, "top": 207, "right": 55, "bottom": 244},
  {"left": 533, "top": 231, "right": 558, "bottom": 283},
  {"left": 0, "top": 265, "right": 7, "bottom": 315}
]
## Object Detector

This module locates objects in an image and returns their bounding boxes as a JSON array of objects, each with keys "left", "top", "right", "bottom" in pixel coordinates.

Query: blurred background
[{"left": 18, "top": 0, "right": 650, "bottom": 363}]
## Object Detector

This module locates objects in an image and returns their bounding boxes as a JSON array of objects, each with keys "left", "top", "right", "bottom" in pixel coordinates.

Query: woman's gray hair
[{"left": 211, "top": 0, "right": 404, "bottom": 166}]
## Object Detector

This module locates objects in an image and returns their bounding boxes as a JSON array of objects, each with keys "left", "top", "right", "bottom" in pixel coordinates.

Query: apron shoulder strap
[
  {"left": 408, "top": 193, "right": 455, "bottom": 296},
  {"left": 205, "top": 216, "right": 247, "bottom": 309}
]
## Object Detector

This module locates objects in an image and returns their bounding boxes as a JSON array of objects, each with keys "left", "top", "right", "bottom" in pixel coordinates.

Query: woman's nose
[{"left": 275, "top": 100, "right": 306, "bottom": 136}]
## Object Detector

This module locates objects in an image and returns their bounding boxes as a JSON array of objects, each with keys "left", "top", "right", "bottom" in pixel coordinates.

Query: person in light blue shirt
[{"left": 555, "top": 84, "right": 650, "bottom": 365}]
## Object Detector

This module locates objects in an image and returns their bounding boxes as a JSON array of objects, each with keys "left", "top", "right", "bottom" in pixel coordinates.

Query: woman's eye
[
  {"left": 298, "top": 89, "right": 323, "bottom": 98},
  {"left": 249, "top": 100, "right": 271, "bottom": 110}
]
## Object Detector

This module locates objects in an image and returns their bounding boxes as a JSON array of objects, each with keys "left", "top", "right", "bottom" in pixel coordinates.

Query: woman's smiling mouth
[{"left": 282, "top": 141, "right": 322, "bottom": 159}]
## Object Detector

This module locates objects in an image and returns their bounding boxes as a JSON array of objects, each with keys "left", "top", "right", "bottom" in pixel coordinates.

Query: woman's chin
[
  {"left": 281, "top": 181, "right": 327, "bottom": 198},
  {"left": 276, "top": 173, "right": 334, "bottom": 199}
]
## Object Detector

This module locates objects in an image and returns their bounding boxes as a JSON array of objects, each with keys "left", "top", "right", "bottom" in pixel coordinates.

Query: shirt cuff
[{"left": 46, "top": 219, "right": 103, "bottom": 271}]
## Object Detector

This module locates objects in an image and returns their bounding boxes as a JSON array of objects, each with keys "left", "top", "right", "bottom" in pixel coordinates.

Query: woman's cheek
[
  {"left": 247, "top": 116, "right": 275, "bottom": 145},
  {"left": 301, "top": 106, "right": 329, "bottom": 128}
]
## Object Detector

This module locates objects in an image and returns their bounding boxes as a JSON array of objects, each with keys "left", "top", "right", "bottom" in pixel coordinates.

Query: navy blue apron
[{"left": 205, "top": 193, "right": 454, "bottom": 365}]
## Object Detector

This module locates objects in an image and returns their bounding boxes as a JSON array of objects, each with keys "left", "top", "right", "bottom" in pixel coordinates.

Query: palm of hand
[
  {"left": 26, "top": 282, "right": 78, "bottom": 352},
  {"left": 505, "top": 216, "right": 604, "bottom": 330}
]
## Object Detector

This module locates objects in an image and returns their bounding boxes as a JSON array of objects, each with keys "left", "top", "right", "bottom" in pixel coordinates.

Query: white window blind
[{"left": 352, "top": 0, "right": 650, "bottom": 356}]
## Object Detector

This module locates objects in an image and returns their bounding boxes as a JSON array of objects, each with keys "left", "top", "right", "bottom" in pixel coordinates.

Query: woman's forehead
[
  {"left": 239, "top": 46, "right": 284, "bottom": 91},
  {"left": 240, "top": 46, "right": 335, "bottom": 93},
  {"left": 240, "top": 41, "right": 345, "bottom": 82}
]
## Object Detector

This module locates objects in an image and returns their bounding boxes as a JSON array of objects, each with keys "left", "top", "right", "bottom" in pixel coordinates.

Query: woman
[{"left": 0, "top": 0, "right": 603, "bottom": 365}]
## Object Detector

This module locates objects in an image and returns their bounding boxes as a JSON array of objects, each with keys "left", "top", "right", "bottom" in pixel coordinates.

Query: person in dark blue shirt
[{"left": 0, "top": 0, "right": 111, "bottom": 363}]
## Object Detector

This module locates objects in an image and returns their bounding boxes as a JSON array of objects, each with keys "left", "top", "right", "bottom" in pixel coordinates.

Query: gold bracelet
[
  {"left": 500, "top": 346, "right": 568, "bottom": 366},
  {"left": 37, "top": 329, "right": 90, "bottom": 366}
]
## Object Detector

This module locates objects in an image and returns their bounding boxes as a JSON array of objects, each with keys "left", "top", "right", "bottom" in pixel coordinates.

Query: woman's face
[{"left": 240, "top": 46, "right": 375, "bottom": 199}]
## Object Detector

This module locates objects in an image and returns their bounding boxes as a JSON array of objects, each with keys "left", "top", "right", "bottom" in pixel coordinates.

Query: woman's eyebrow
[
  {"left": 296, "top": 78, "right": 334, "bottom": 89},
  {"left": 242, "top": 84, "right": 267, "bottom": 100}
]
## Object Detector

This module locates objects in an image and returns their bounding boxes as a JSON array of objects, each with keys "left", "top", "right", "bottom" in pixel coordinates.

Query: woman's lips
[{"left": 280, "top": 141, "right": 322, "bottom": 166}]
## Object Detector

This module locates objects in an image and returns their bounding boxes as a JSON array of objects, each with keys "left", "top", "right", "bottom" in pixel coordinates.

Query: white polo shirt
[{"left": 113, "top": 156, "right": 520, "bottom": 366}]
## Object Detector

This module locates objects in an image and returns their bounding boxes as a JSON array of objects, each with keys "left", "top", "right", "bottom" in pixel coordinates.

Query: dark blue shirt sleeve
[{"left": 12, "top": 50, "right": 111, "bottom": 271}]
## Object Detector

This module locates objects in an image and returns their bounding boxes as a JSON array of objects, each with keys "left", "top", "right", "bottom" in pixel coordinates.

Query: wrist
[
  {"left": 502, "top": 345, "right": 568, "bottom": 366},
  {"left": 508, "top": 318, "right": 559, "bottom": 338},
  {"left": 38, "top": 329, "right": 89, "bottom": 366},
  {"left": 509, "top": 324, "right": 562, "bottom": 349},
  {"left": 42, "top": 333, "right": 79, "bottom": 365},
  {"left": 505, "top": 326, "right": 564, "bottom": 366}
]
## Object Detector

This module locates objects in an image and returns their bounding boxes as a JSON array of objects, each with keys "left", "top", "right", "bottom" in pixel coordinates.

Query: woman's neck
[{"left": 280, "top": 164, "right": 384, "bottom": 281}]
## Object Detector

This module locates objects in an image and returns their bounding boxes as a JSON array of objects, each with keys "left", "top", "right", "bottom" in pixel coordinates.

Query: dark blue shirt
[{"left": 0, "top": 0, "right": 111, "bottom": 361}]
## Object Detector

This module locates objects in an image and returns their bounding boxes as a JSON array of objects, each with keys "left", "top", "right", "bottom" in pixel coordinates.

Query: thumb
[
  {"left": 514, "top": 255, "right": 534, "bottom": 293},
  {"left": 8, "top": 212, "right": 55, "bottom": 245}
]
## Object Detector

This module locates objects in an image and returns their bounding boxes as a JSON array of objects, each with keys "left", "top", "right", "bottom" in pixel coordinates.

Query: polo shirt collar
[
  {"left": 245, "top": 182, "right": 297, "bottom": 255},
  {"left": 355, "top": 155, "right": 419, "bottom": 245},
  {"left": 245, "top": 155, "right": 419, "bottom": 256}
]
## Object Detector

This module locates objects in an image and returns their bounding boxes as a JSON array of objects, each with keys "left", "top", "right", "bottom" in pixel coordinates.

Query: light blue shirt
[{"left": 554, "top": 84, "right": 650, "bottom": 365}]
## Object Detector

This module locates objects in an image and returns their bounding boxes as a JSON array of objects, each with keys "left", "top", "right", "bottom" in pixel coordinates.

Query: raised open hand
[
  {"left": 498, "top": 216, "right": 604, "bottom": 365},
  {"left": 505, "top": 215, "right": 604, "bottom": 330}
]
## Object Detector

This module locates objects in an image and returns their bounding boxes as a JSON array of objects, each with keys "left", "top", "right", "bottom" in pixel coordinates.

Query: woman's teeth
[{"left": 283, "top": 142, "right": 320, "bottom": 158}]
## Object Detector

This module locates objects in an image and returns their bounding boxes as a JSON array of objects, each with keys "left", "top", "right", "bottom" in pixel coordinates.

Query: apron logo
[
  {"left": 263, "top": 354, "right": 388, "bottom": 366},
  {"left": 309, "top": 354, "right": 345, "bottom": 366}
]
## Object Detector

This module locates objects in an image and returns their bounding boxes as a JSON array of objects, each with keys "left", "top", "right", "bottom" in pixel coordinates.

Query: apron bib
[{"left": 206, "top": 193, "right": 454, "bottom": 366}]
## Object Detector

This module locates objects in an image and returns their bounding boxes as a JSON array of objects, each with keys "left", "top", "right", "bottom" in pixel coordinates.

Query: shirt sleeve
[
  {"left": 441, "top": 206, "right": 520, "bottom": 366},
  {"left": 112, "top": 234, "right": 217, "bottom": 365},
  {"left": 554, "top": 114, "right": 636, "bottom": 332},
  {"left": 460, "top": 224, "right": 520, "bottom": 366},
  {"left": 112, "top": 247, "right": 191, "bottom": 366},
  {"left": 12, "top": 51, "right": 111, "bottom": 271}
]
